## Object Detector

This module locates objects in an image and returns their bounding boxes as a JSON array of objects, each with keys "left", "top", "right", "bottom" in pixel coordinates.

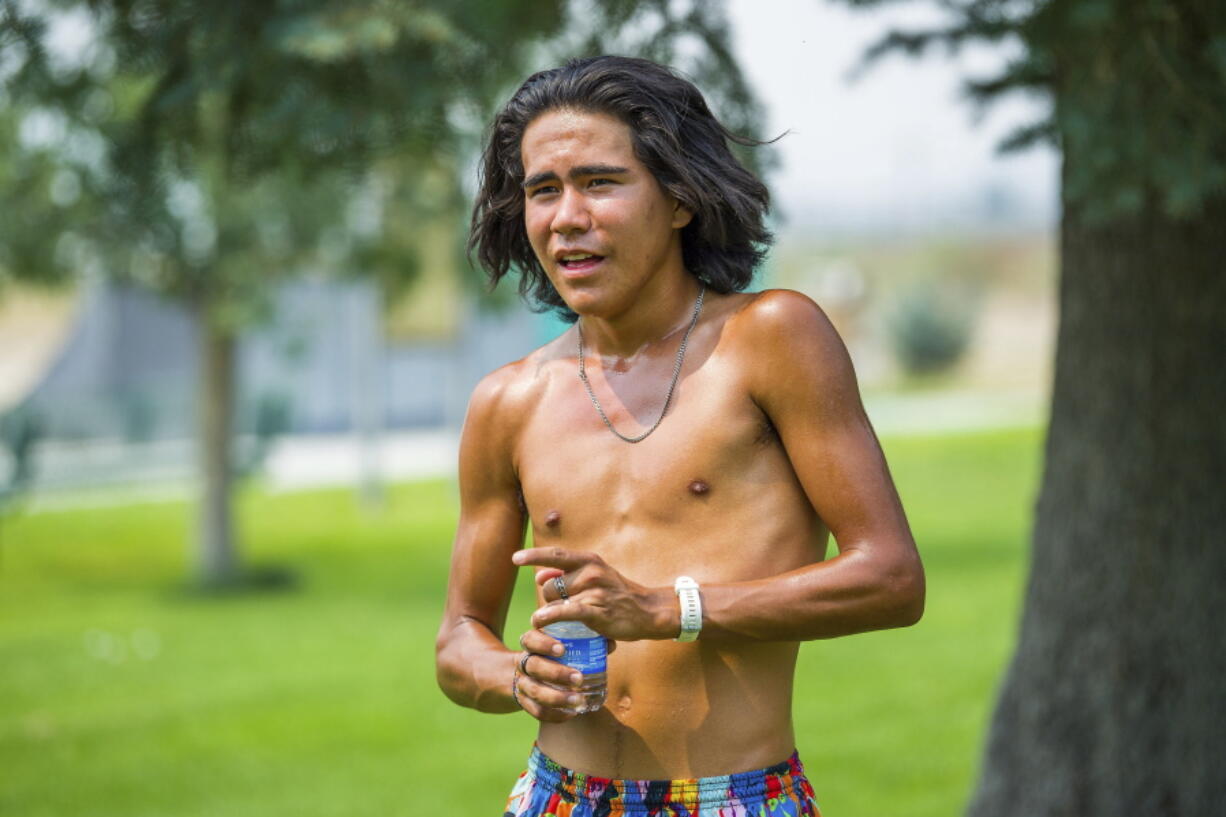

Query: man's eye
[
  {"left": 590, "top": 178, "right": 614, "bottom": 187},
  {"left": 529, "top": 185, "right": 558, "bottom": 197}
]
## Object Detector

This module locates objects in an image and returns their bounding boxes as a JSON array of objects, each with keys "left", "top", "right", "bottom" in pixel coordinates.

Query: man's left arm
[{"left": 518, "top": 290, "right": 924, "bottom": 643}]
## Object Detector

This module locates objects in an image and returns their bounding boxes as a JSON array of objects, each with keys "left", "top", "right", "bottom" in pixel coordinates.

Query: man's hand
[
  {"left": 511, "top": 628, "right": 595, "bottom": 722},
  {"left": 512, "top": 547, "right": 680, "bottom": 641}
]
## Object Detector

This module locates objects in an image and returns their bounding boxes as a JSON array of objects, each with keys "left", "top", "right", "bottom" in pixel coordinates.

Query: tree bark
[
  {"left": 967, "top": 159, "right": 1226, "bottom": 815},
  {"left": 195, "top": 307, "right": 239, "bottom": 587}
]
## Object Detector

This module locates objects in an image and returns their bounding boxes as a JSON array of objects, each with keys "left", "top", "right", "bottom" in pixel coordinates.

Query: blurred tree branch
[{"left": 0, "top": 0, "right": 768, "bottom": 588}]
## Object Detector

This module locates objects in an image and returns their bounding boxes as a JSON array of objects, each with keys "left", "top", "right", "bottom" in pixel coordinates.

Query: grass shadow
[{"left": 166, "top": 563, "right": 302, "bottom": 602}]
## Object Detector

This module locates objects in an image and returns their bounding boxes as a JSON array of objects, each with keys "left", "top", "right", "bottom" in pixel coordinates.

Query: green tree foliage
[
  {"left": 0, "top": 0, "right": 767, "bottom": 587},
  {"left": 846, "top": 0, "right": 1226, "bottom": 221},
  {"left": 0, "top": 1, "right": 771, "bottom": 309}
]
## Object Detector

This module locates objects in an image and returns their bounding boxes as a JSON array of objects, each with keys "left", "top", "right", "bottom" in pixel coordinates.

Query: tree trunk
[
  {"left": 350, "top": 283, "right": 385, "bottom": 512},
  {"left": 967, "top": 160, "right": 1226, "bottom": 814},
  {"left": 195, "top": 309, "right": 239, "bottom": 587}
]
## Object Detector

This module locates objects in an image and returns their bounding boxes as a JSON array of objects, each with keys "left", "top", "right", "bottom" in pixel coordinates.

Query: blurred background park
[{"left": 0, "top": 0, "right": 1182, "bottom": 814}]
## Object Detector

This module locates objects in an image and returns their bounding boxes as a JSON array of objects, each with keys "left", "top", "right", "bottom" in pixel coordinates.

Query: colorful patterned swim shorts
[{"left": 503, "top": 744, "right": 823, "bottom": 817}]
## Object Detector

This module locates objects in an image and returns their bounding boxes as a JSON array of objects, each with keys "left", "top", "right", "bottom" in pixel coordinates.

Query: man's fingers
[
  {"left": 519, "top": 629, "right": 565, "bottom": 658},
  {"left": 531, "top": 599, "right": 588, "bottom": 630},
  {"left": 518, "top": 630, "right": 581, "bottom": 689},
  {"left": 521, "top": 674, "right": 584, "bottom": 715},
  {"left": 515, "top": 676, "right": 573, "bottom": 723},
  {"left": 523, "top": 653, "right": 584, "bottom": 690},
  {"left": 538, "top": 568, "right": 584, "bottom": 603},
  {"left": 518, "top": 633, "right": 584, "bottom": 689},
  {"left": 535, "top": 567, "right": 570, "bottom": 604},
  {"left": 534, "top": 567, "right": 564, "bottom": 586},
  {"left": 513, "top": 547, "right": 595, "bottom": 572}
]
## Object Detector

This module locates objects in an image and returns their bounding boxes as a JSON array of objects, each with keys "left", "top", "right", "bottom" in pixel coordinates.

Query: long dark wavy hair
[{"left": 468, "top": 55, "right": 773, "bottom": 321}]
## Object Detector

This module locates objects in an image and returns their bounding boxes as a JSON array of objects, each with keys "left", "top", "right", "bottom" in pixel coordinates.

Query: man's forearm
[
  {"left": 692, "top": 546, "right": 924, "bottom": 643},
  {"left": 521, "top": 539, "right": 924, "bottom": 645},
  {"left": 435, "top": 615, "right": 519, "bottom": 713}
]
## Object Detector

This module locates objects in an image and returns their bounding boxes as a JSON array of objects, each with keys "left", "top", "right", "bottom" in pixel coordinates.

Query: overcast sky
[{"left": 726, "top": 0, "right": 1059, "bottom": 234}]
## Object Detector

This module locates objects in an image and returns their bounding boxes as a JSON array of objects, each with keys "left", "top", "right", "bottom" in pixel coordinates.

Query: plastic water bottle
[{"left": 541, "top": 620, "right": 607, "bottom": 713}]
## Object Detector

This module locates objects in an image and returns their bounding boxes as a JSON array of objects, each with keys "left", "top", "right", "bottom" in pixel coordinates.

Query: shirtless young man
[{"left": 435, "top": 56, "right": 925, "bottom": 816}]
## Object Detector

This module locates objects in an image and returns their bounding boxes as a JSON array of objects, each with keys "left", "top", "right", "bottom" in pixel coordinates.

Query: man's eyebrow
[
  {"left": 521, "top": 165, "right": 630, "bottom": 190},
  {"left": 571, "top": 164, "right": 630, "bottom": 178},
  {"left": 522, "top": 170, "right": 559, "bottom": 190}
]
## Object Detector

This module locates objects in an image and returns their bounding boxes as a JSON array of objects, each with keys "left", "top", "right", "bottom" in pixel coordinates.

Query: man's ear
[{"left": 671, "top": 199, "right": 694, "bottom": 230}]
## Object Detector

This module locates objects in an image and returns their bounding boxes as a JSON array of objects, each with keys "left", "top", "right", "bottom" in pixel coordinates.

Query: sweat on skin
[{"left": 436, "top": 105, "right": 924, "bottom": 782}]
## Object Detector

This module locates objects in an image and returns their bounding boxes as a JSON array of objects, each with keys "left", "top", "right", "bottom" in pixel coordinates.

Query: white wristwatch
[{"left": 674, "top": 576, "right": 702, "bottom": 642}]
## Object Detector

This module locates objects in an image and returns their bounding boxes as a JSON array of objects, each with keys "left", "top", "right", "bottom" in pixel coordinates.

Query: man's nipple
[
  {"left": 687, "top": 480, "right": 710, "bottom": 496},
  {"left": 544, "top": 509, "right": 562, "bottom": 528}
]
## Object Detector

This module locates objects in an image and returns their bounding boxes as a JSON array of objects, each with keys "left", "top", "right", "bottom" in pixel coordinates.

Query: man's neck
[{"left": 575, "top": 272, "right": 703, "bottom": 362}]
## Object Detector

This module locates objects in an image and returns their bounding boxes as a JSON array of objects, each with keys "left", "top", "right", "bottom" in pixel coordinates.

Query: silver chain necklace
[{"left": 577, "top": 286, "right": 706, "bottom": 444}]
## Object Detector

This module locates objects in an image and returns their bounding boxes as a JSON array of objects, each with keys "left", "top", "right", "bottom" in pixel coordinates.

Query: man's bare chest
[{"left": 513, "top": 362, "right": 791, "bottom": 555}]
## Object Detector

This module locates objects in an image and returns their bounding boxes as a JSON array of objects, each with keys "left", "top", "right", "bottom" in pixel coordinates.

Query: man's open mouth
[{"left": 558, "top": 253, "right": 605, "bottom": 271}]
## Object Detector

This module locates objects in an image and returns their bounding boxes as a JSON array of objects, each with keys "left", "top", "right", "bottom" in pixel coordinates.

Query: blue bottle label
[{"left": 551, "top": 636, "right": 607, "bottom": 674}]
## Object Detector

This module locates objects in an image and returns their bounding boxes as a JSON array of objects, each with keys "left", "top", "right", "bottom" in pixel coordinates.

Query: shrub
[{"left": 884, "top": 283, "right": 979, "bottom": 377}]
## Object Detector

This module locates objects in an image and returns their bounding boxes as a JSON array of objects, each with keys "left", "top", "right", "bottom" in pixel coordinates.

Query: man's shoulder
[
  {"left": 723, "top": 288, "right": 841, "bottom": 350},
  {"left": 719, "top": 288, "right": 855, "bottom": 405},
  {"left": 468, "top": 329, "right": 572, "bottom": 419}
]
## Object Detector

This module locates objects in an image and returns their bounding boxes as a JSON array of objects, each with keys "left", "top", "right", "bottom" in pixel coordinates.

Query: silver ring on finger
[
  {"left": 553, "top": 575, "right": 569, "bottom": 601},
  {"left": 518, "top": 651, "right": 532, "bottom": 675}
]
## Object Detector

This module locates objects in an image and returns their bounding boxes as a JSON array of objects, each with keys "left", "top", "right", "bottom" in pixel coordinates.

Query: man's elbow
[
  {"left": 435, "top": 659, "right": 465, "bottom": 707},
  {"left": 883, "top": 553, "right": 926, "bottom": 628},
  {"left": 434, "top": 628, "right": 471, "bottom": 707},
  {"left": 435, "top": 620, "right": 507, "bottom": 712}
]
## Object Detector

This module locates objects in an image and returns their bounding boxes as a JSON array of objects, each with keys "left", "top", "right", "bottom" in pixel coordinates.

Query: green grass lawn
[{"left": 0, "top": 427, "right": 1042, "bottom": 817}]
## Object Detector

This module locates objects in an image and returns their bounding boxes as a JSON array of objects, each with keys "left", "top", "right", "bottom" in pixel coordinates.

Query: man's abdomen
[{"left": 538, "top": 639, "right": 800, "bottom": 779}]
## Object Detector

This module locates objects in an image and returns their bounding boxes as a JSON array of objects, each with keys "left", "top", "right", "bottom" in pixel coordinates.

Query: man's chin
[
  {"left": 560, "top": 286, "right": 631, "bottom": 320},
  {"left": 553, "top": 280, "right": 607, "bottom": 313}
]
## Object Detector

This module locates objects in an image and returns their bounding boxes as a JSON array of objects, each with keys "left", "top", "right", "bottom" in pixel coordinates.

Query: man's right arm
[{"left": 434, "top": 367, "right": 527, "bottom": 713}]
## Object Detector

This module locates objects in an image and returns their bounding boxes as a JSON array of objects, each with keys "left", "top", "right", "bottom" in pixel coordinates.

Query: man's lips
[{"left": 555, "top": 252, "right": 606, "bottom": 276}]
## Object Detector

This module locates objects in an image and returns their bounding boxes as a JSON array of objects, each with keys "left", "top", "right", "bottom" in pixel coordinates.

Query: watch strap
[{"left": 674, "top": 576, "right": 702, "bottom": 642}]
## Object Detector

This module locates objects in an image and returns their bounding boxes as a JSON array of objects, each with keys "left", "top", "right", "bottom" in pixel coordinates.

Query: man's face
[{"left": 520, "top": 108, "right": 692, "bottom": 317}]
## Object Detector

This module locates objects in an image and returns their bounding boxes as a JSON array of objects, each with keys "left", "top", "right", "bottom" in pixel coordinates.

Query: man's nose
[{"left": 551, "top": 188, "right": 591, "bottom": 235}]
